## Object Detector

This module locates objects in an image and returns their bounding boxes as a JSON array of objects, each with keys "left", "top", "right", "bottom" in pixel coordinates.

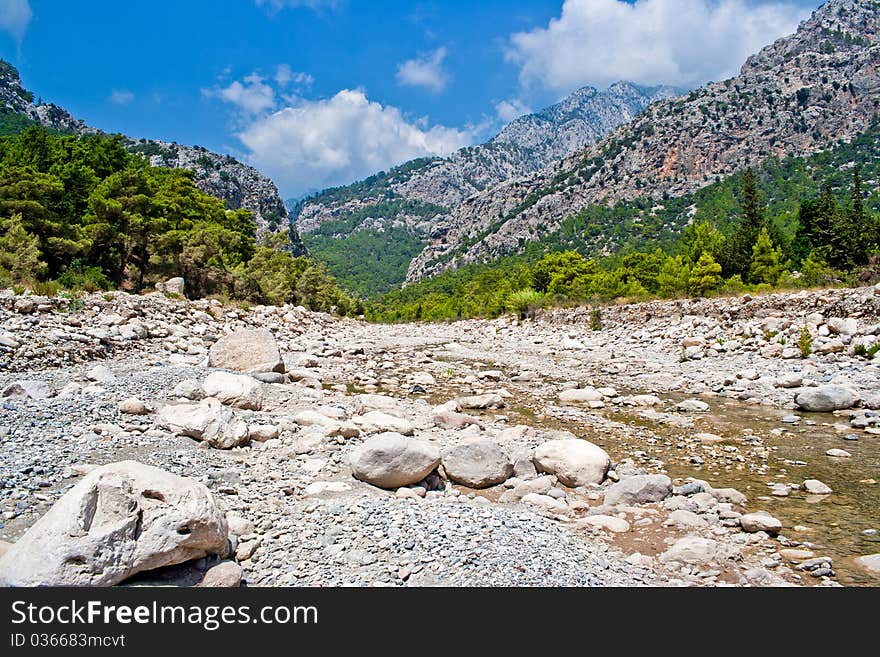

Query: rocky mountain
[
  {"left": 0, "top": 60, "right": 304, "bottom": 254},
  {"left": 407, "top": 0, "right": 880, "bottom": 282},
  {"left": 293, "top": 82, "right": 680, "bottom": 236}
]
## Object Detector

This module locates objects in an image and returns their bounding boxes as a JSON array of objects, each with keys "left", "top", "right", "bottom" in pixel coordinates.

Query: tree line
[{"left": 0, "top": 127, "right": 359, "bottom": 314}]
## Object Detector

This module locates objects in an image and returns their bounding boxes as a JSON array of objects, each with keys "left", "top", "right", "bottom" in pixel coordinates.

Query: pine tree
[
  {"left": 846, "top": 165, "right": 868, "bottom": 265},
  {"left": 749, "top": 228, "right": 783, "bottom": 285},
  {"left": 791, "top": 198, "right": 818, "bottom": 266},
  {"left": 722, "top": 168, "right": 764, "bottom": 277},
  {"left": 688, "top": 252, "right": 722, "bottom": 297},
  {"left": 0, "top": 213, "right": 47, "bottom": 282}
]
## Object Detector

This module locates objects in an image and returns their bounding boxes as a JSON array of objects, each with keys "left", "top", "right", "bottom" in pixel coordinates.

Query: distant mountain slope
[
  {"left": 407, "top": 0, "right": 880, "bottom": 282},
  {"left": 0, "top": 60, "right": 304, "bottom": 254},
  {"left": 292, "top": 82, "right": 679, "bottom": 295}
]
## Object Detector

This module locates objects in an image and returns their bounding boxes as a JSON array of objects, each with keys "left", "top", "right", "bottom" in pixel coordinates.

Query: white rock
[
  {"left": 158, "top": 398, "right": 250, "bottom": 449},
  {"left": 349, "top": 433, "right": 440, "bottom": 489},
  {"left": 0, "top": 461, "right": 227, "bottom": 586},
  {"left": 533, "top": 439, "right": 611, "bottom": 487},
  {"left": 576, "top": 515, "right": 630, "bottom": 533},
  {"left": 353, "top": 411, "right": 414, "bottom": 436},
  {"left": 802, "top": 479, "right": 833, "bottom": 495},
  {"left": 202, "top": 371, "right": 263, "bottom": 410},
  {"left": 208, "top": 329, "right": 284, "bottom": 374}
]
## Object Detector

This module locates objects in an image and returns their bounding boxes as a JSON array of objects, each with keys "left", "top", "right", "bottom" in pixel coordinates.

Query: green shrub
[
  {"left": 32, "top": 280, "right": 61, "bottom": 297},
  {"left": 57, "top": 259, "right": 111, "bottom": 292},
  {"left": 507, "top": 288, "right": 545, "bottom": 319},
  {"left": 590, "top": 307, "right": 603, "bottom": 331},
  {"left": 798, "top": 326, "right": 813, "bottom": 358}
]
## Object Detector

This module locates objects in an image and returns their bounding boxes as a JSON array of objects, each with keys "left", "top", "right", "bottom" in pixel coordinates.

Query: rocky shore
[{"left": 1, "top": 285, "right": 878, "bottom": 587}]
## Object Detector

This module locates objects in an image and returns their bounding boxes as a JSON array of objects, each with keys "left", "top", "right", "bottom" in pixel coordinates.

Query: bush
[
  {"left": 798, "top": 326, "right": 813, "bottom": 358},
  {"left": 507, "top": 288, "right": 545, "bottom": 319},
  {"left": 32, "top": 280, "right": 61, "bottom": 297},
  {"left": 590, "top": 307, "right": 603, "bottom": 331},
  {"left": 57, "top": 259, "right": 111, "bottom": 292}
]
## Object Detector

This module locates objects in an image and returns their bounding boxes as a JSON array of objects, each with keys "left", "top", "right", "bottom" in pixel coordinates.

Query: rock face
[
  {"left": 208, "top": 329, "right": 284, "bottom": 374},
  {"left": 604, "top": 474, "right": 673, "bottom": 507},
  {"left": 407, "top": 0, "right": 880, "bottom": 281},
  {"left": 158, "top": 399, "right": 250, "bottom": 449},
  {"left": 442, "top": 441, "right": 513, "bottom": 488},
  {"left": 349, "top": 433, "right": 441, "bottom": 489},
  {"left": 202, "top": 371, "right": 264, "bottom": 411},
  {"left": 533, "top": 439, "right": 611, "bottom": 487},
  {"left": 0, "top": 461, "right": 228, "bottom": 586},
  {"left": 0, "top": 61, "right": 302, "bottom": 252},
  {"left": 795, "top": 385, "right": 860, "bottom": 412},
  {"left": 293, "top": 82, "right": 679, "bottom": 234}
]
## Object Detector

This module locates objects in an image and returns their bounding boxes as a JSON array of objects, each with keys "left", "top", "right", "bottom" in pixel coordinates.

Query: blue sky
[{"left": 1, "top": 0, "right": 822, "bottom": 197}]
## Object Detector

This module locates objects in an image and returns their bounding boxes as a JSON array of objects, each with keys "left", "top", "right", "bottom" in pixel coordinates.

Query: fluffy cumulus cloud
[
  {"left": 396, "top": 47, "right": 451, "bottom": 93},
  {"left": 0, "top": 0, "right": 32, "bottom": 43},
  {"left": 238, "top": 89, "right": 476, "bottom": 195},
  {"left": 495, "top": 98, "right": 532, "bottom": 123},
  {"left": 203, "top": 73, "right": 277, "bottom": 116},
  {"left": 109, "top": 90, "right": 135, "bottom": 106},
  {"left": 507, "top": 0, "right": 816, "bottom": 92}
]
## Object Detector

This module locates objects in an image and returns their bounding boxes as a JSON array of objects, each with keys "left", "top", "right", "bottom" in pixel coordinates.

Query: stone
[
  {"left": 740, "top": 512, "right": 783, "bottom": 534},
  {"left": 775, "top": 373, "right": 803, "bottom": 389},
  {"left": 86, "top": 365, "right": 116, "bottom": 384},
  {"left": 695, "top": 432, "right": 725, "bottom": 444},
  {"left": 827, "top": 317, "right": 858, "bottom": 336},
  {"left": 208, "top": 329, "right": 284, "bottom": 374},
  {"left": 442, "top": 441, "right": 513, "bottom": 488},
  {"left": 456, "top": 393, "right": 505, "bottom": 410},
  {"left": 795, "top": 386, "right": 860, "bottom": 412},
  {"left": 198, "top": 561, "right": 242, "bottom": 588},
  {"left": 802, "top": 479, "right": 833, "bottom": 495},
  {"left": 665, "top": 509, "right": 708, "bottom": 528},
  {"left": 158, "top": 398, "right": 250, "bottom": 449},
  {"left": 349, "top": 433, "right": 441, "bottom": 489},
  {"left": 0, "top": 461, "right": 227, "bottom": 586},
  {"left": 202, "top": 371, "right": 263, "bottom": 410},
  {"left": 2, "top": 380, "right": 52, "bottom": 400},
  {"left": 604, "top": 474, "right": 672, "bottom": 506},
  {"left": 118, "top": 397, "right": 148, "bottom": 415},
  {"left": 659, "top": 536, "right": 719, "bottom": 565},
  {"left": 576, "top": 515, "right": 630, "bottom": 533},
  {"left": 532, "top": 439, "right": 611, "bottom": 487},
  {"left": 172, "top": 379, "right": 203, "bottom": 400},
  {"left": 225, "top": 514, "right": 254, "bottom": 538},
  {"left": 779, "top": 549, "right": 815, "bottom": 561},
  {"left": 353, "top": 411, "right": 414, "bottom": 436},
  {"left": 558, "top": 387, "right": 603, "bottom": 403},
  {"left": 854, "top": 554, "right": 880, "bottom": 574},
  {"left": 825, "top": 448, "right": 852, "bottom": 458},
  {"left": 521, "top": 493, "right": 570, "bottom": 516},
  {"left": 677, "top": 399, "right": 709, "bottom": 412},
  {"left": 248, "top": 424, "right": 280, "bottom": 442},
  {"left": 157, "top": 277, "right": 186, "bottom": 298},
  {"left": 433, "top": 410, "right": 484, "bottom": 430},
  {"left": 304, "top": 481, "right": 352, "bottom": 496}
]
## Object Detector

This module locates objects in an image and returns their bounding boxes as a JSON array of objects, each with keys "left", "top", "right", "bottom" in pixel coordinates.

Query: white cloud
[
  {"left": 255, "top": 0, "right": 338, "bottom": 13},
  {"left": 396, "top": 47, "right": 450, "bottom": 93},
  {"left": 203, "top": 73, "right": 277, "bottom": 116},
  {"left": 496, "top": 98, "right": 532, "bottom": 123},
  {"left": 238, "top": 89, "right": 477, "bottom": 195},
  {"left": 0, "top": 0, "right": 32, "bottom": 43},
  {"left": 109, "top": 90, "right": 135, "bottom": 106},
  {"left": 506, "top": 0, "right": 816, "bottom": 92},
  {"left": 275, "top": 64, "right": 313, "bottom": 88}
]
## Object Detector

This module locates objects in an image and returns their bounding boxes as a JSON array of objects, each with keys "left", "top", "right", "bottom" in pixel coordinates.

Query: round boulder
[
  {"left": 532, "top": 438, "right": 611, "bottom": 487},
  {"left": 350, "top": 433, "right": 441, "bottom": 489},
  {"left": 442, "top": 441, "right": 513, "bottom": 488}
]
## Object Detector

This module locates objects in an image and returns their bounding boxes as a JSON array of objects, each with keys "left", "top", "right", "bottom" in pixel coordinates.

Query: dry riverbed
[{"left": 0, "top": 285, "right": 878, "bottom": 587}]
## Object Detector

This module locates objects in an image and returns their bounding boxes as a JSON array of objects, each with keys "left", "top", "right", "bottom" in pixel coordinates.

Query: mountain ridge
[
  {"left": 407, "top": 0, "right": 880, "bottom": 282},
  {"left": 0, "top": 60, "right": 305, "bottom": 254}
]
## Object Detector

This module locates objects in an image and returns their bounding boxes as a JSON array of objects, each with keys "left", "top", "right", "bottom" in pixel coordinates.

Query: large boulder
[
  {"left": 202, "top": 371, "right": 263, "bottom": 411},
  {"left": 855, "top": 554, "right": 880, "bottom": 575},
  {"left": 208, "top": 329, "right": 284, "bottom": 374},
  {"left": 795, "top": 386, "right": 860, "bottom": 412},
  {"left": 156, "top": 277, "right": 186, "bottom": 298},
  {"left": 659, "top": 536, "right": 719, "bottom": 565},
  {"left": 442, "top": 441, "right": 513, "bottom": 488},
  {"left": 532, "top": 438, "right": 611, "bottom": 487},
  {"left": 604, "top": 474, "right": 673, "bottom": 507},
  {"left": 740, "top": 511, "right": 783, "bottom": 534},
  {"left": 158, "top": 398, "right": 250, "bottom": 449},
  {"left": 0, "top": 461, "right": 228, "bottom": 586},
  {"left": 350, "top": 433, "right": 440, "bottom": 489}
]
